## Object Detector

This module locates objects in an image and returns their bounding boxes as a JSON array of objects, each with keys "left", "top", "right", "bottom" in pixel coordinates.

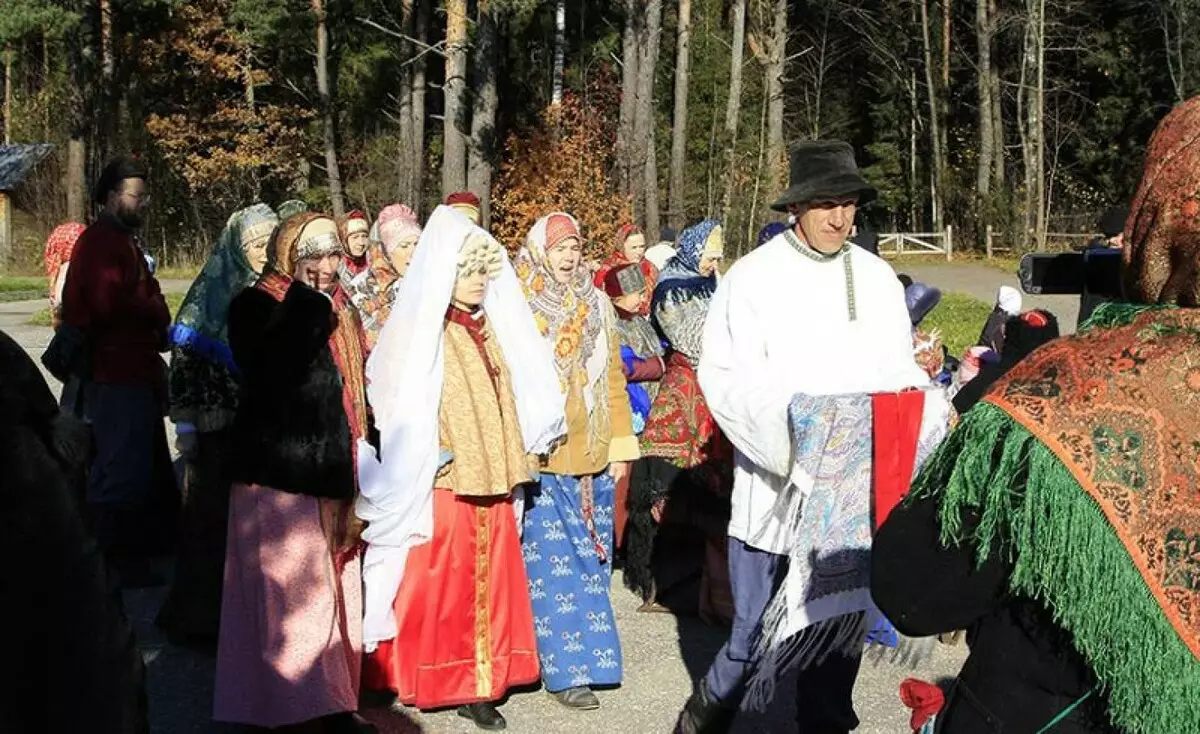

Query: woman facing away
[
  {"left": 626, "top": 220, "right": 734, "bottom": 623},
  {"left": 44, "top": 222, "right": 87, "bottom": 330},
  {"left": 157, "top": 203, "right": 279, "bottom": 652},
  {"left": 213, "top": 212, "right": 374, "bottom": 733},
  {"left": 356, "top": 206, "right": 566, "bottom": 731},
  {"left": 514, "top": 212, "right": 640, "bottom": 711}
]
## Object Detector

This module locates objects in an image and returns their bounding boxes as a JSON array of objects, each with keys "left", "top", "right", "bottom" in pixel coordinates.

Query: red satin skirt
[{"left": 363, "top": 488, "right": 539, "bottom": 708}]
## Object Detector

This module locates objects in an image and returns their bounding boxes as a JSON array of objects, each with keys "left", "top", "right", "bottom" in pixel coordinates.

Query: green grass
[
  {"left": 0, "top": 276, "right": 46, "bottom": 302},
  {"left": 27, "top": 291, "right": 187, "bottom": 327},
  {"left": 922, "top": 291, "right": 994, "bottom": 357}
]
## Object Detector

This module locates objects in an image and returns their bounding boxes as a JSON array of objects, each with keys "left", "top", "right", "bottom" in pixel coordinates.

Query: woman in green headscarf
[{"left": 157, "top": 203, "right": 279, "bottom": 651}]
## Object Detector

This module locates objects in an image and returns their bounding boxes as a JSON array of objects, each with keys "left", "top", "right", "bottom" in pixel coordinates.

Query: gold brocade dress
[{"left": 363, "top": 306, "right": 540, "bottom": 707}]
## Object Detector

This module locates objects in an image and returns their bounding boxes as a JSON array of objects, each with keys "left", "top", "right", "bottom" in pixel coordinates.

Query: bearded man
[{"left": 60, "top": 157, "right": 179, "bottom": 586}]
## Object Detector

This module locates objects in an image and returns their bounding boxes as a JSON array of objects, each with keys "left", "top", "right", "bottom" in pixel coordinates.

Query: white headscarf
[{"left": 356, "top": 206, "right": 566, "bottom": 648}]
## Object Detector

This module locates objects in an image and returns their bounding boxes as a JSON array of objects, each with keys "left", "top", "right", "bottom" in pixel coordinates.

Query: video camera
[{"left": 1017, "top": 248, "right": 1123, "bottom": 298}]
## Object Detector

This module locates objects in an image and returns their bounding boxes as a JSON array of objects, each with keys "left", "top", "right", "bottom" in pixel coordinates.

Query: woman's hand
[{"left": 609, "top": 461, "right": 630, "bottom": 485}]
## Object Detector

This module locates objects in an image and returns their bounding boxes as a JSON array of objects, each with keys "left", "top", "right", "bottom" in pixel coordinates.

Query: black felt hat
[{"left": 771, "top": 141, "right": 876, "bottom": 212}]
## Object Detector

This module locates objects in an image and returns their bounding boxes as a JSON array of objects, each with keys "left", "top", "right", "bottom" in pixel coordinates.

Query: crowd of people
[{"left": 8, "top": 98, "right": 1200, "bottom": 734}]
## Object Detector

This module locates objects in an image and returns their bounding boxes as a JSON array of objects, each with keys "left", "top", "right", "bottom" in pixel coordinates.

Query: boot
[
  {"left": 674, "top": 679, "right": 737, "bottom": 734},
  {"left": 457, "top": 702, "right": 507, "bottom": 730},
  {"left": 550, "top": 686, "right": 601, "bottom": 710}
]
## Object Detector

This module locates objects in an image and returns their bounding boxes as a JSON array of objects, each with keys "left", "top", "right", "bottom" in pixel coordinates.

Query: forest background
[{"left": 0, "top": 0, "right": 1195, "bottom": 268}]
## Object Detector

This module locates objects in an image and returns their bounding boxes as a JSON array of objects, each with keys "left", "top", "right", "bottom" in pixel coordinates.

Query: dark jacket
[
  {"left": 872, "top": 494, "right": 1117, "bottom": 733},
  {"left": 60, "top": 214, "right": 170, "bottom": 392},
  {"left": 0, "top": 330, "right": 149, "bottom": 734},
  {"left": 227, "top": 281, "right": 356, "bottom": 500}
]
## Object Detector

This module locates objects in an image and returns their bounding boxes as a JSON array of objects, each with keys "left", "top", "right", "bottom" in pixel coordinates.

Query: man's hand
[{"left": 609, "top": 461, "right": 630, "bottom": 485}]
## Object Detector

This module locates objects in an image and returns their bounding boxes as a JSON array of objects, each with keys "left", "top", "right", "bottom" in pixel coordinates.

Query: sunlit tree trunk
[
  {"left": 313, "top": 0, "right": 345, "bottom": 218},
  {"left": 442, "top": 0, "right": 470, "bottom": 195},
  {"left": 468, "top": 3, "right": 500, "bottom": 226},
  {"left": 720, "top": 0, "right": 746, "bottom": 217},
  {"left": 667, "top": 0, "right": 691, "bottom": 229}
]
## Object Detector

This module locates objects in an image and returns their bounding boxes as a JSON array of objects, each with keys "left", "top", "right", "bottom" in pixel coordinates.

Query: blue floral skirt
[{"left": 521, "top": 471, "right": 623, "bottom": 692}]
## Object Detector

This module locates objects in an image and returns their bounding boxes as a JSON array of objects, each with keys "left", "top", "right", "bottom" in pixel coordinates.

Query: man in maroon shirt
[{"left": 60, "top": 157, "right": 179, "bottom": 585}]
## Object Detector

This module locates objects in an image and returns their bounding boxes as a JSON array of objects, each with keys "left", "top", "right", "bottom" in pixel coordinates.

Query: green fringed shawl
[{"left": 912, "top": 304, "right": 1200, "bottom": 734}]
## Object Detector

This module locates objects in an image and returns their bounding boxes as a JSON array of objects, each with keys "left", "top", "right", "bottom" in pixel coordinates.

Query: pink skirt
[{"left": 213, "top": 483, "right": 362, "bottom": 727}]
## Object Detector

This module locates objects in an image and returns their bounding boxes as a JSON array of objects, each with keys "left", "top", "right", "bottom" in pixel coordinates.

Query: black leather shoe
[
  {"left": 457, "top": 702, "right": 507, "bottom": 730},
  {"left": 674, "top": 680, "right": 737, "bottom": 734},
  {"left": 551, "top": 686, "right": 601, "bottom": 710}
]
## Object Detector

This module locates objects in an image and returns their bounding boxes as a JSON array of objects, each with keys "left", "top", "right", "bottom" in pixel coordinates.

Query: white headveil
[{"left": 355, "top": 205, "right": 567, "bottom": 648}]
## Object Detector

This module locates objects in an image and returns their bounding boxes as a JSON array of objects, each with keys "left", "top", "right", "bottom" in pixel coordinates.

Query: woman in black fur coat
[{"left": 212, "top": 213, "right": 375, "bottom": 734}]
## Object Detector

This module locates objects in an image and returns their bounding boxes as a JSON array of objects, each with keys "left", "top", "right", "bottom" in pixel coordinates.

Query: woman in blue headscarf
[
  {"left": 157, "top": 203, "right": 279, "bottom": 651},
  {"left": 626, "top": 220, "right": 734, "bottom": 623}
]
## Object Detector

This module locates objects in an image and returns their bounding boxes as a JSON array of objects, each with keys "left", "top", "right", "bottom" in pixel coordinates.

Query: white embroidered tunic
[{"left": 698, "top": 232, "right": 929, "bottom": 554}]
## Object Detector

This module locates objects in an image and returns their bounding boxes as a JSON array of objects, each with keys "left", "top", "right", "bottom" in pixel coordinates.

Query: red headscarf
[
  {"left": 593, "top": 223, "right": 658, "bottom": 314},
  {"left": 44, "top": 222, "right": 86, "bottom": 297}
]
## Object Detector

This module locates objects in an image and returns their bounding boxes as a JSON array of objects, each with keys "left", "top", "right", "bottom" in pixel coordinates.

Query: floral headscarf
[
  {"left": 1124, "top": 94, "right": 1200, "bottom": 304},
  {"left": 515, "top": 212, "right": 609, "bottom": 416},
  {"left": 170, "top": 203, "right": 278, "bottom": 370},
  {"left": 653, "top": 219, "right": 721, "bottom": 306},
  {"left": 44, "top": 222, "right": 86, "bottom": 301}
]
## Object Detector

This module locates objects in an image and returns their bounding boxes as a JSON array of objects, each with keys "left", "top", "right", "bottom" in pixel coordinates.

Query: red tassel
[{"left": 899, "top": 678, "right": 945, "bottom": 731}]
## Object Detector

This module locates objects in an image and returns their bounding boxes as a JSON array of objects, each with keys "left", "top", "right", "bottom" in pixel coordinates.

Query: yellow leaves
[{"left": 492, "top": 95, "right": 633, "bottom": 258}]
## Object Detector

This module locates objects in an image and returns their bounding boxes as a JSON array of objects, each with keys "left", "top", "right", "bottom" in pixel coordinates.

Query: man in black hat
[
  {"left": 676, "top": 141, "right": 931, "bottom": 733},
  {"left": 60, "top": 156, "right": 179, "bottom": 587}
]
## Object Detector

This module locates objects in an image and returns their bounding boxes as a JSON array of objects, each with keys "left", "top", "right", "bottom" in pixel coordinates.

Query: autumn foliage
[
  {"left": 140, "top": 0, "right": 312, "bottom": 226},
  {"left": 491, "top": 94, "right": 633, "bottom": 258}
]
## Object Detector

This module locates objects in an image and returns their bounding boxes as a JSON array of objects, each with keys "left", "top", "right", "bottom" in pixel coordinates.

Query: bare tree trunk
[
  {"left": 3, "top": 50, "right": 11, "bottom": 145},
  {"left": 646, "top": 121, "right": 661, "bottom": 238},
  {"left": 312, "top": 0, "right": 345, "bottom": 218},
  {"left": 667, "top": 0, "right": 692, "bottom": 230},
  {"left": 942, "top": 0, "right": 952, "bottom": 87},
  {"left": 720, "top": 0, "right": 747, "bottom": 217},
  {"left": 631, "top": 0, "right": 662, "bottom": 229},
  {"left": 616, "top": 0, "right": 641, "bottom": 194},
  {"left": 468, "top": 4, "right": 500, "bottom": 227},
  {"left": 765, "top": 0, "right": 787, "bottom": 196},
  {"left": 976, "top": 0, "right": 993, "bottom": 198},
  {"left": 552, "top": 0, "right": 566, "bottom": 105},
  {"left": 396, "top": 0, "right": 415, "bottom": 201},
  {"left": 1020, "top": 0, "right": 1045, "bottom": 248},
  {"left": 98, "top": 0, "right": 114, "bottom": 161},
  {"left": 1033, "top": 0, "right": 1046, "bottom": 248},
  {"left": 411, "top": 0, "right": 428, "bottom": 212},
  {"left": 990, "top": 52, "right": 1004, "bottom": 187},
  {"left": 66, "top": 7, "right": 94, "bottom": 222},
  {"left": 442, "top": 0, "right": 470, "bottom": 196},
  {"left": 918, "top": 0, "right": 944, "bottom": 232}
]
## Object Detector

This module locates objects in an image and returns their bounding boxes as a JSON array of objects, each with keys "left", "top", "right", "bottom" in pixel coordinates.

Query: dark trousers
[
  {"left": 69, "top": 380, "right": 179, "bottom": 559},
  {"left": 703, "top": 537, "right": 862, "bottom": 733}
]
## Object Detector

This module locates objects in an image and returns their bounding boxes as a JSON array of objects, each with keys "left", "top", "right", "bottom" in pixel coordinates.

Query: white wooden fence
[
  {"left": 984, "top": 225, "right": 1096, "bottom": 258},
  {"left": 877, "top": 226, "right": 954, "bottom": 261}
]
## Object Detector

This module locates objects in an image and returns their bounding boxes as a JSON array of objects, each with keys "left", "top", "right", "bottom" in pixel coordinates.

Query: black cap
[{"left": 93, "top": 156, "right": 148, "bottom": 207}]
